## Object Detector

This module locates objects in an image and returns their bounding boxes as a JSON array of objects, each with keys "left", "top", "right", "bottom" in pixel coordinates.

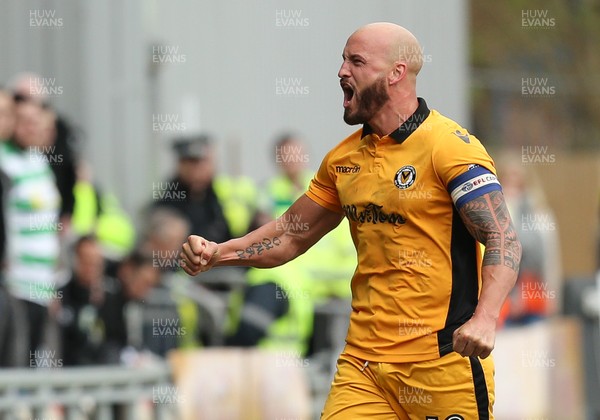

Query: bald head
[
  {"left": 349, "top": 23, "right": 424, "bottom": 77},
  {"left": 338, "top": 22, "right": 423, "bottom": 133}
]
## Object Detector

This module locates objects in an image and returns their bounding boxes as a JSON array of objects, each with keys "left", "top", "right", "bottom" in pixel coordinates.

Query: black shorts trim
[{"left": 469, "top": 356, "right": 490, "bottom": 419}]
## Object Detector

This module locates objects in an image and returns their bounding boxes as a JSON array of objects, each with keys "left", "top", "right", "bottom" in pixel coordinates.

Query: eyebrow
[{"left": 342, "top": 53, "right": 367, "bottom": 62}]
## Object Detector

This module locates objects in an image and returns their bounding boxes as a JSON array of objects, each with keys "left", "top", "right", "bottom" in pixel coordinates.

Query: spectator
[
  {"left": 263, "top": 134, "right": 356, "bottom": 301},
  {"left": 139, "top": 207, "right": 190, "bottom": 273},
  {"left": 151, "top": 134, "right": 232, "bottom": 244},
  {"left": 0, "top": 99, "right": 61, "bottom": 366},
  {"left": 226, "top": 133, "right": 356, "bottom": 356},
  {"left": 58, "top": 235, "right": 107, "bottom": 365},
  {"left": 0, "top": 90, "right": 15, "bottom": 366},
  {"left": 151, "top": 134, "right": 258, "bottom": 243},
  {"left": 71, "top": 160, "right": 136, "bottom": 272},
  {"left": 137, "top": 208, "right": 190, "bottom": 355},
  {"left": 99, "top": 250, "right": 161, "bottom": 363},
  {"left": 149, "top": 134, "right": 257, "bottom": 313},
  {"left": 261, "top": 134, "right": 313, "bottom": 217},
  {"left": 10, "top": 72, "right": 79, "bottom": 229}
]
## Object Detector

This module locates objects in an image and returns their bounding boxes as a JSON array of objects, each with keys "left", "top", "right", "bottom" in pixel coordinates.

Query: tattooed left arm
[{"left": 452, "top": 190, "right": 522, "bottom": 358}]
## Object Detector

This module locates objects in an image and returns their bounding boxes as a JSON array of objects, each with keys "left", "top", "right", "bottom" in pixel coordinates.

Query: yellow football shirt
[{"left": 306, "top": 98, "right": 502, "bottom": 363}]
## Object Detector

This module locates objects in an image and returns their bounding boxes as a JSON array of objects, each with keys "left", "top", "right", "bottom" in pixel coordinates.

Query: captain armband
[{"left": 448, "top": 165, "right": 502, "bottom": 208}]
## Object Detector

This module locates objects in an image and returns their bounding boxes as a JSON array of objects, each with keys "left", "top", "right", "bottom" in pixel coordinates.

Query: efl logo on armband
[{"left": 448, "top": 165, "right": 502, "bottom": 208}]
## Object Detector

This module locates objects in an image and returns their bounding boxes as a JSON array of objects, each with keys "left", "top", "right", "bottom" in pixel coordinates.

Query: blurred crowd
[
  {"left": 0, "top": 73, "right": 562, "bottom": 371},
  {"left": 0, "top": 73, "right": 356, "bottom": 369}
]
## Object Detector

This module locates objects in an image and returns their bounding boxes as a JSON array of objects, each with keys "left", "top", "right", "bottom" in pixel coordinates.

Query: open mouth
[{"left": 340, "top": 81, "right": 354, "bottom": 108}]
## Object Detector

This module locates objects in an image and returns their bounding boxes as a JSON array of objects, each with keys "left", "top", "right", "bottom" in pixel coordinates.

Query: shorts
[{"left": 321, "top": 351, "right": 494, "bottom": 419}]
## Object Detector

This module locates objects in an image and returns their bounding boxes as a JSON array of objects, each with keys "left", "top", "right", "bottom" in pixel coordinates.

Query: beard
[{"left": 343, "top": 75, "right": 390, "bottom": 125}]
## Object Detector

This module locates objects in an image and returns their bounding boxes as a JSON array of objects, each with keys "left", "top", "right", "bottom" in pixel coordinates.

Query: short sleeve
[
  {"left": 432, "top": 130, "right": 502, "bottom": 209},
  {"left": 306, "top": 150, "right": 343, "bottom": 214}
]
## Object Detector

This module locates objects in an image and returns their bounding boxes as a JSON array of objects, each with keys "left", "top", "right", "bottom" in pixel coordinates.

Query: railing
[
  {"left": 0, "top": 269, "right": 351, "bottom": 420},
  {"left": 0, "top": 363, "right": 173, "bottom": 420}
]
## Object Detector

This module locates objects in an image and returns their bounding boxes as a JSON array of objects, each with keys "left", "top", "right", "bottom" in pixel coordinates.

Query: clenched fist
[
  {"left": 452, "top": 311, "right": 497, "bottom": 359},
  {"left": 180, "top": 235, "right": 221, "bottom": 276}
]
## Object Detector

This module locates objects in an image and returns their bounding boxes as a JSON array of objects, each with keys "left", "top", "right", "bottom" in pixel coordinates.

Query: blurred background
[{"left": 0, "top": 0, "right": 598, "bottom": 419}]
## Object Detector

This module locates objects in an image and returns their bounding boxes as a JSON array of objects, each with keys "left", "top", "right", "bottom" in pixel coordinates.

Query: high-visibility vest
[
  {"left": 227, "top": 172, "right": 355, "bottom": 354},
  {"left": 72, "top": 181, "right": 135, "bottom": 259},
  {"left": 164, "top": 176, "right": 257, "bottom": 349},
  {"left": 264, "top": 173, "right": 313, "bottom": 218},
  {"left": 263, "top": 172, "right": 355, "bottom": 301},
  {"left": 246, "top": 262, "right": 314, "bottom": 356},
  {"left": 213, "top": 175, "right": 258, "bottom": 237}
]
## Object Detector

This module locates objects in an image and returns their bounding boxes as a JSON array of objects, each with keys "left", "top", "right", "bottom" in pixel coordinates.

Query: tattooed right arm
[{"left": 181, "top": 194, "right": 343, "bottom": 274}]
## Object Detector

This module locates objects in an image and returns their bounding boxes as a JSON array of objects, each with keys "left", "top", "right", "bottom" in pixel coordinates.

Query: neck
[{"left": 367, "top": 92, "right": 419, "bottom": 137}]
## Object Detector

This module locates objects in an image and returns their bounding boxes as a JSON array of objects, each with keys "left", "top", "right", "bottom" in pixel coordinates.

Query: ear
[{"left": 389, "top": 62, "right": 407, "bottom": 85}]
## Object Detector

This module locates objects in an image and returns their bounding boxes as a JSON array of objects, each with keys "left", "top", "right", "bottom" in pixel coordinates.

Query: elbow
[{"left": 279, "top": 231, "right": 308, "bottom": 265}]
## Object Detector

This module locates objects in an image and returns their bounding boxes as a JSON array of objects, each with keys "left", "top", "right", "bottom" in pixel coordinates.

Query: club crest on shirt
[{"left": 394, "top": 165, "right": 416, "bottom": 189}]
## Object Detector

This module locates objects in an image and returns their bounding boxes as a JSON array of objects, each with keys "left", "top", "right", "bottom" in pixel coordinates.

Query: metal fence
[{"left": 0, "top": 363, "right": 173, "bottom": 420}]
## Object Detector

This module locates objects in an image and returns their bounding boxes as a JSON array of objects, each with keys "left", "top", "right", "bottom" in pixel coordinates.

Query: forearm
[
  {"left": 475, "top": 214, "right": 522, "bottom": 320},
  {"left": 459, "top": 190, "right": 522, "bottom": 320},
  {"left": 476, "top": 264, "right": 519, "bottom": 321},
  {"left": 181, "top": 195, "right": 343, "bottom": 275},
  {"left": 215, "top": 218, "right": 305, "bottom": 268}
]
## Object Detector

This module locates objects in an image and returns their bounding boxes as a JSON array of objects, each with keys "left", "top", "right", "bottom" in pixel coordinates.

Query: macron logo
[{"left": 335, "top": 165, "right": 360, "bottom": 174}]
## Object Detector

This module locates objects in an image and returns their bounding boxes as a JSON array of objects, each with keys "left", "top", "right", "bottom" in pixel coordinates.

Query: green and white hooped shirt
[{"left": 0, "top": 141, "right": 61, "bottom": 306}]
